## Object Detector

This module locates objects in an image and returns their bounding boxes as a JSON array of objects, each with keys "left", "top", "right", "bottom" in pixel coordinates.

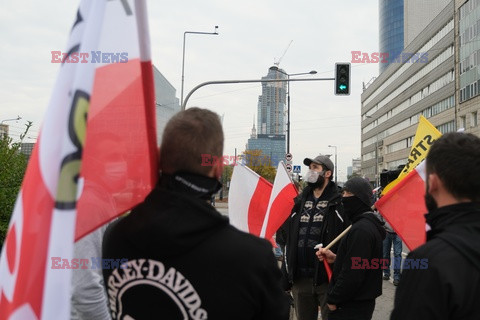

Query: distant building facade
[
  {"left": 153, "top": 65, "right": 181, "bottom": 144},
  {"left": 362, "top": 2, "right": 456, "bottom": 186},
  {"left": 247, "top": 66, "right": 287, "bottom": 165},
  {"left": 457, "top": 0, "right": 480, "bottom": 137},
  {"left": 404, "top": 0, "right": 450, "bottom": 47},
  {"left": 0, "top": 124, "right": 8, "bottom": 138},
  {"left": 20, "top": 143, "right": 35, "bottom": 158},
  {"left": 347, "top": 158, "right": 362, "bottom": 177}
]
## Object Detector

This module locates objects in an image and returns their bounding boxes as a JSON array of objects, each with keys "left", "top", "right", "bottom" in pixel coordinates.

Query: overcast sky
[{"left": 0, "top": 0, "right": 380, "bottom": 182}]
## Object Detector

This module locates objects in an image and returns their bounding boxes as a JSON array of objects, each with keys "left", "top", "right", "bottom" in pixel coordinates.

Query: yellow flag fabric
[{"left": 381, "top": 116, "right": 442, "bottom": 195}]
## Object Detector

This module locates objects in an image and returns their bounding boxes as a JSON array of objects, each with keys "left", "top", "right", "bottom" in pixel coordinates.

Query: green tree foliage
[
  {"left": 241, "top": 149, "right": 277, "bottom": 183},
  {"left": 0, "top": 135, "right": 28, "bottom": 245},
  {"left": 222, "top": 164, "right": 234, "bottom": 182}
]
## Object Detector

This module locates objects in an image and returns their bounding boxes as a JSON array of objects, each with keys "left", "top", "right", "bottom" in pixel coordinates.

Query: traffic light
[{"left": 335, "top": 63, "right": 350, "bottom": 95}]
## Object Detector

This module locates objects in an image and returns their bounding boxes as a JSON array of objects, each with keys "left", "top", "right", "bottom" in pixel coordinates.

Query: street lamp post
[
  {"left": 274, "top": 68, "right": 317, "bottom": 154},
  {"left": 181, "top": 26, "right": 219, "bottom": 106},
  {"left": 182, "top": 77, "right": 334, "bottom": 110},
  {"left": 1, "top": 115, "right": 21, "bottom": 125},
  {"left": 328, "top": 145, "right": 338, "bottom": 185}
]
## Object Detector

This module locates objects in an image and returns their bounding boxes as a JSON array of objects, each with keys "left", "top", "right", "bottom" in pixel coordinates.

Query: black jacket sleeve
[
  {"left": 255, "top": 243, "right": 291, "bottom": 320},
  {"left": 327, "top": 227, "right": 374, "bottom": 305}
]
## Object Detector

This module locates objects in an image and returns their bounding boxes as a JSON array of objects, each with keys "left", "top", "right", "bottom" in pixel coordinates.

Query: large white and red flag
[
  {"left": 0, "top": 1, "right": 157, "bottom": 319},
  {"left": 375, "top": 161, "right": 427, "bottom": 250},
  {"left": 228, "top": 164, "right": 273, "bottom": 236},
  {"left": 260, "top": 161, "right": 298, "bottom": 241}
]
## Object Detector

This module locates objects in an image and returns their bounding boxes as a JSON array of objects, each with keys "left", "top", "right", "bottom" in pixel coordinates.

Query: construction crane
[{"left": 274, "top": 40, "right": 293, "bottom": 67}]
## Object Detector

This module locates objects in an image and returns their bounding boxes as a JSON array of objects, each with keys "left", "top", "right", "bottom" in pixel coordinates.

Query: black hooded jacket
[
  {"left": 276, "top": 181, "right": 348, "bottom": 288},
  {"left": 326, "top": 209, "right": 386, "bottom": 306},
  {"left": 391, "top": 202, "right": 480, "bottom": 320},
  {"left": 102, "top": 173, "right": 289, "bottom": 320}
]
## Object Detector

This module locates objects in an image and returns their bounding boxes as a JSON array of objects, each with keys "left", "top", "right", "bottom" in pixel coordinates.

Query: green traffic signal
[{"left": 335, "top": 63, "right": 351, "bottom": 95}]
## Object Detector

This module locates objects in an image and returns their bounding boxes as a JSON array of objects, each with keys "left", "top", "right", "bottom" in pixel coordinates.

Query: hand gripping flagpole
[{"left": 315, "top": 225, "right": 352, "bottom": 281}]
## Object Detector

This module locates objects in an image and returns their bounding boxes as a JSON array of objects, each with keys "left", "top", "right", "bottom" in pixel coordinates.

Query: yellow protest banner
[{"left": 381, "top": 116, "right": 442, "bottom": 195}]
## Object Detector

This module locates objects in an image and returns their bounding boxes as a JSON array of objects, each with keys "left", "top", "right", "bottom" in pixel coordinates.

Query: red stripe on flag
[
  {"left": 376, "top": 168, "right": 427, "bottom": 250},
  {"left": 323, "top": 259, "right": 332, "bottom": 282},
  {"left": 75, "top": 58, "right": 157, "bottom": 240},
  {"left": 0, "top": 145, "right": 54, "bottom": 318},
  {"left": 263, "top": 184, "right": 297, "bottom": 241},
  {"left": 247, "top": 177, "right": 273, "bottom": 236}
]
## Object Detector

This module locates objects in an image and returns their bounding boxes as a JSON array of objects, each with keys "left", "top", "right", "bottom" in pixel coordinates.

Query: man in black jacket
[
  {"left": 318, "top": 177, "right": 386, "bottom": 320},
  {"left": 277, "top": 155, "right": 347, "bottom": 320},
  {"left": 391, "top": 132, "right": 480, "bottom": 320},
  {"left": 102, "top": 108, "right": 289, "bottom": 320}
]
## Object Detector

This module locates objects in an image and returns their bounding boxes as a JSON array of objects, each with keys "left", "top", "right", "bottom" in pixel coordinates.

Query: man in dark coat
[
  {"left": 102, "top": 108, "right": 289, "bottom": 320},
  {"left": 391, "top": 132, "right": 480, "bottom": 320},
  {"left": 277, "top": 155, "right": 348, "bottom": 320},
  {"left": 318, "top": 177, "right": 386, "bottom": 320}
]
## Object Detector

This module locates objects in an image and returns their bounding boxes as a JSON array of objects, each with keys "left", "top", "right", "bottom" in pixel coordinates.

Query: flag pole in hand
[{"left": 315, "top": 225, "right": 352, "bottom": 282}]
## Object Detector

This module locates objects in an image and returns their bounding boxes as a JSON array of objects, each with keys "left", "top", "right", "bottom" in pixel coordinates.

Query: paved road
[{"left": 213, "top": 200, "right": 397, "bottom": 319}]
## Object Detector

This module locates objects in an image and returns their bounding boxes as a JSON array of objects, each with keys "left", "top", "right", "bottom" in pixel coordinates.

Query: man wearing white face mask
[{"left": 277, "top": 154, "right": 348, "bottom": 320}]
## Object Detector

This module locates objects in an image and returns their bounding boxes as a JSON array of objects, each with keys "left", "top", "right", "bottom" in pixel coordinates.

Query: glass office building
[
  {"left": 257, "top": 66, "right": 287, "bottom": 135},
  {"left": 247, "top": 66, "right": 287, "bottom": 166},
  {"left": 379, "top": 0, "right": 405, "bottom": 73},
  {"left": 247, "top": 134, "right": 286, "bottom": 167},
  {"left": 459, "top": 0, "right": 480, "bottom": 102},
  {"left": 361, "top": 2, "right": 456, "bottom": 185}
]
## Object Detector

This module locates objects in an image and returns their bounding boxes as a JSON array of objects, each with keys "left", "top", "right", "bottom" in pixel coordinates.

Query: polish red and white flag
[
  {"left": 0, "top": 1, "right": 157, "bottom": 319},
  {"left": 260, "top": 162, "right": 298, "bottom": 241},
  {"left": 375, "top": 161, "right": 427, "bottom": 250},
  {"left": 229, "top": 165, "right": 273, "bottom": 236}
]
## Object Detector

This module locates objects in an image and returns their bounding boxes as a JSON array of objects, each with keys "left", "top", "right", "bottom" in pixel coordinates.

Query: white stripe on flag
[
  {"left": 41, "top": 1, "right": 106, "bottom": 319},
  {"left": 229, "top": 165, "right": 259, "bottom": 233}
]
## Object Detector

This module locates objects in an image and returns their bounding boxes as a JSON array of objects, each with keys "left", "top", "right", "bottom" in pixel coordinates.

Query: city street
[{"left": 214, "top": 200, "right": 397, "bottom": 319}]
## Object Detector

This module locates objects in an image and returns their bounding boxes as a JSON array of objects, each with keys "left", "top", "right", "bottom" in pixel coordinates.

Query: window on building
[
  {"left": 472, "top": 111, "right": 478, "bottom": 127},
  {"left": 461, "top": 115, "right": 467, "bottom": 129}
]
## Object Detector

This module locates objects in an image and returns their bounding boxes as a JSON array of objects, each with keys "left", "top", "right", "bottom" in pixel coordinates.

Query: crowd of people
[{"left": 71, "top": 107, "right": 480, "bottom": 320}]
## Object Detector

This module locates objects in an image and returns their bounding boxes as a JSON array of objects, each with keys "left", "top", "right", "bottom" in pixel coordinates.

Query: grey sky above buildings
[{"left": 0, "top": 0, "right": 380, "bottom": 182}]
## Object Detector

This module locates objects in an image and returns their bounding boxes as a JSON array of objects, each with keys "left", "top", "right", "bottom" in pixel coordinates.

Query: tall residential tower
[{"left": 247, "top": 66, "right": 287, "bottom": 165}]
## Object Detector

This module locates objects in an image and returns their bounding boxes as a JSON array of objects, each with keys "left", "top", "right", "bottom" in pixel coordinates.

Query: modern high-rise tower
[
  {"left": 379, "top": 0, "right": 405, "bottom": 73},
  {"left": 257, "top": 66, "right": 287, "bottom": 135},
  {"left": 247, "top": 66, "right": 287, "bottom": 166}
]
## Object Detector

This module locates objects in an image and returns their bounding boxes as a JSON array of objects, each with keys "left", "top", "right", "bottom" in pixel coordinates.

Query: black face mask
[
  {"left": 342, "top": 196, "right": 366, "bottom": 220},
  {"left": 424, "top": 179, "right": 438, "bottom": 212}
]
